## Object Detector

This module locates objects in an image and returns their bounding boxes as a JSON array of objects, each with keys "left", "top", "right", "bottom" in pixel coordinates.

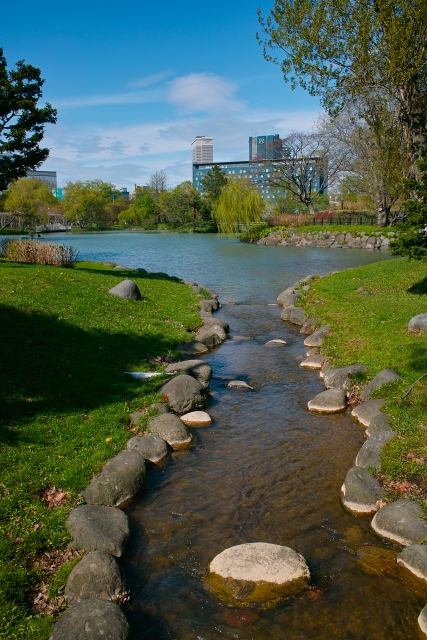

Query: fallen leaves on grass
[
  {"left": 31, "top": 548, "right": 82, "bottom": 615},
  {"left": 377, "top": 473, "right": 424, "bottom": 497},
  {"left": 149, "top": 353, "right": 175, "bottom": 366},
  {"left": 407, "top": 452, "right": 425, "bottom": 464},
  {"left": 41, "top": 486, "right": 70, "bottom": 508}
]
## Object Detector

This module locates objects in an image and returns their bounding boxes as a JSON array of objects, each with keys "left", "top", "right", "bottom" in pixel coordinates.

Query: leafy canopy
[
  {"left": 212, "top": 177, "right": 264, "bottom": 234},
  {"left": 391, "top": 160, "right": 427, "bottom": 259},
  {"left": 200, "top": 164, "right": 228, "bottom": 201},
  {"left": 4, "top": 177, "right": 56, "bottom": 227},
  {"left": 0, "top": 48, "right": 57, "bottom": 190},
  {"left": 62, "top": 180, "right": 118, "bottom": 228}
]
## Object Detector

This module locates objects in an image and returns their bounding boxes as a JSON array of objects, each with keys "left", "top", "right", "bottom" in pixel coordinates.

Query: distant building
[
  {"left": 26, "top": 170, "right": 57, "bottom": 188},
  {"left": 191, "top": 136, "right": 213, "bottom": 164},
  {"left": 249, "top": 134, "right": 289, "bottom": 161},
  {"left": 119, "top": 187, "right": 129, "bottom": 201},
  {"left": 52, "top": 187, "right": 64, "bottom": 200}
]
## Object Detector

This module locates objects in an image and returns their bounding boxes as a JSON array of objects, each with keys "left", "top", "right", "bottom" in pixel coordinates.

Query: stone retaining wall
[{"left": 256, "top": 229, "right": 397, "bottom": 250}]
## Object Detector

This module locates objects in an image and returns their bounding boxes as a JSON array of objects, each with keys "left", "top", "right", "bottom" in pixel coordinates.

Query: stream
[{"left": 49, "top": 232, "right": 421, "bottom": 638}]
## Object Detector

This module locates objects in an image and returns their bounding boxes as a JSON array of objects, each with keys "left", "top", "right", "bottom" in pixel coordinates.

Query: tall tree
[
  {"left": 200, "top": 165, "right": 228, "bottom": 201},
  {"left": 258, "top": 0, "right": 427, "bottom": 176},
  {"left": 148, "top": 171, "right": 169, "bottom": 198},
  {"left": 257, "top": 129, "right": 348, "bottom": 215},
  {"left": 4, "top": 177, "right": 56, "bottom": 228},
  {"left": 62, "top": 181, "right": 108, "bottom": 228},
  {"left": 158, "top": 181, "right": 205, "bottom": 226},
  {"left": 390, "top": 160, "right": 427, "bottom": 259},
  {"left": 0, "top": 48, "right": 57, "bottom": 190},
  {"left": 212, "top": 177, "right": 264, "bottom": 234}
]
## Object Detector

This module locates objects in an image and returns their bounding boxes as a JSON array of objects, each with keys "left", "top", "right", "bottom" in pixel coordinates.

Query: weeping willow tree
[{"left": 212, "top": 177, "right": 265, "bottom": 234}]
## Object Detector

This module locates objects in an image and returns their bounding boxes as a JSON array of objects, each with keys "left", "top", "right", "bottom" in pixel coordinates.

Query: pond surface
[{"left": 48, "top": 233, "right": 422, "bottom": 638}]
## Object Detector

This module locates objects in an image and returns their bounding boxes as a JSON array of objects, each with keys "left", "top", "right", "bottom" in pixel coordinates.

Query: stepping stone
[
  {"left": 408, "top": 313, "right": 427, "bottom": 333},
  {"left": 82, "top": 450, "right": 146, "bottom": 508},
  {"left": 180, "top": 411, "right": 212, "bottom": 427},
  {"left": 49, "top": 598, "right": 129, "bottom": 639},
  {"left": 165, "top": 360, "right": 213, "bottom": 388},
  {"left": 65, "top": 550, "right": 126, "bottom": 605},
  {"left": 306, "top": 348, "right": 320, "bottom": 357},
  {"left": 324, "top": 364, "right": 367, "bottom": 390},
  {"left": 264, "top": 339, "right": 287, "bottom": 346},
  {"left": 355, "top": 430, "right": 395, "bottom": 469},
  {"left": 341, "top": 467, "right": 386, "bottom": 515},
  {"left": 319, "top": 363, "right": 331, "bottom": 379},
  {"left": 196, "top": 324, "right": 226, "bottom": 348},
  {"left": 200, "top": 299, "right": 219, "bottom": 313},
  {"left": 300, "top": 318, "right": 317, "bottom": 335},
  {"left": 303, "top": 326, "right": 329, "bottom": 347},
  {"left": 204, "top": 542, "right": 310, "bottom": 609},
  {"left": 66, "top": 505, "right": 129, "bottom": 557},
  {"left": 127, "top": 434, "right": 168, "bottom": 464},
  {"left": 351, "top": 399, "right": 385, "bottom": 427},
  {"left": 307, "top": 388, "right": 347, "bottom": 414},
  {"left": 300, "top": 355, "right": 326, "bottom": 369},
  {"left": 228, "top": 380, "right": 254, "bottom": 390},
  {"left": 149, "top": 414, "right": 192, "bottom": 449},
  {"left": 159, "top": 374, "right": 207, "bottom": 414},
  {"left": 178, "top": 340, "right": 208, "bottom": 357},
  {"left": 360, "top": 369, "right": 401, "bottom": 400},
  {"left": 280, "top": 306, "right": 307, "bottom": 325},
  {"left": 371, "top": 499, "right": 427, "bottom": 546},
  {"left": 397, "top": 545, "right": 427, "bottom": 598},
  {"left": 365, "top": 413, "right": 393, "bottom": 437},
  {"left": 108, "top": 279, "right": 141, "bottom": 301},
  {"left": 201, "top": 316, "right": 229, "bottom": 333},
  {"left": 277, "top": 288, "right": 300, "bottom": 307}
]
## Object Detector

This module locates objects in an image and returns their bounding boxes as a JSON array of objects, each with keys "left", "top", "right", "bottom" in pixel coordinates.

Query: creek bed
[{"left": 123, "top": 303, "right": 420, "bottom": 639}]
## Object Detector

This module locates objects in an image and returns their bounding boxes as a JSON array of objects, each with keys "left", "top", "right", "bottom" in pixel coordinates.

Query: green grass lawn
[
  {"left": 0, "top": 260, "right": 202, "bottom": 639},
  {"left": 299, "top": 258, "right": 427, "bottom": 505}
]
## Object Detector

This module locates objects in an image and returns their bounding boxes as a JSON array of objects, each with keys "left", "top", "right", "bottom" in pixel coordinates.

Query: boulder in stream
[
  {"left": 351, "top": 399, "right": 385, "bottom": 427},
  {"left": 180, "top": 411, "right": 212, "bottom": 427},
  {"left": 66, "top": 505, "right": 129, "bottom": 557},
  {"left": 127, "top": 434, "right": 169, "bottom": 464},
  {"left": 323, "top": 364, "right": 367, "bottom": 390},
  {"left": 165, "top": 360, "right": 213, "bottom": 388},
  {"left": 159, "top": 374, "right": 207, "bottom": 414},
  {"left": 280, "top": 306, "right": 307, "bottom": 325},
  {"left": 65, "top": 550, "right": 126, "bottom": 605},
  {"left": 397, "top": 545, "right": 427, "bottom": 598},
  {"left": 300, "top": 355, "right": 326, "bottom": 370},
  {"left": 149, "top": 413, "right": 192, "bottom": 449},
  {"left": 355, "top": 430, "right": 395, "bottom": 470},
  {"left": 82, "top": 450, "right": 146, "bottom": 508},
  {"left": 341, "top": 467, "right": 386, "bottom": 515},
  {"left": 204, "top": 542, "right": 310, "bottom": 609},
  {"left": 196, "top": 324, "right": 226, "bottom": 348},
  {"left": 178, "top": 340, "right": 208, "bottom": 357},
  {"left": 303, "top": 326, "right": 329, "bottom": 348}
]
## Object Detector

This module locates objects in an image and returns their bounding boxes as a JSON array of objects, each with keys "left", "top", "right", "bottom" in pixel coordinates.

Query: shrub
[{"left": 0, "top": 240, "right": 79, "bottom": 268}]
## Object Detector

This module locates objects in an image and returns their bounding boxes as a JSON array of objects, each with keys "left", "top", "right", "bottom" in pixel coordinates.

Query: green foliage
[
  {"left": 200, "top": 165, "right": 228, "bottom": 201},
  {"left": 0, "top": 260, "right": 202, "bottom": 638},
  {"left": 0, "top": 48, "right": 57, "bottom": 191},
  {"left": 212, "top": 177, "right": 264, "bottom": 234},
  {"left": 158, "top": 181, "right": 209, "bottom": 227},
  {"left": 391, "top": 160, "right": 427, "bottom": 259},
  {"left": 62, "top": 180, "right": 119, "bottom": 228},
  {"left": 258, "top": 0, "right": 427, "bottom": 163},
  {"left": 4, "top": 178, "right": 56, "bottom": 228}
]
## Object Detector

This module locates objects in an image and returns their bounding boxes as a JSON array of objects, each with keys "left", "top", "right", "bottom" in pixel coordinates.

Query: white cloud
[
  {"left": 127, "top": 70, "right": 173, "bottom": 88},
  {"left": 167, "top": 73, "right": 244, "bottom": 114}
]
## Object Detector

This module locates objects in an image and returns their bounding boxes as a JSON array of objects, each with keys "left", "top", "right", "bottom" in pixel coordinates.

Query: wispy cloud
[
  {"left": 127, "top": 70, "right": 174, "bottom": 88},
  {"left": 54, "top": 89, "right": 164, "bottom": 109},
  {"left": 168, "top": 73, "right": 244, "bottom": 114}
]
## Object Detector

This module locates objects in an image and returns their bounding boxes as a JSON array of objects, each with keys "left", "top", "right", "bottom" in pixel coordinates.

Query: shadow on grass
[
  {"left": 407, "top": 341, "right": 427, "bottom": 373},
  {"left": 76, "top": 265, "right": 183, "bottom": 283},
  {"left": 408, "top": 276, "right": 427, "bottom": 295},
  {"left": 0, "top": 303, "right": 176, "bottom": 440}
]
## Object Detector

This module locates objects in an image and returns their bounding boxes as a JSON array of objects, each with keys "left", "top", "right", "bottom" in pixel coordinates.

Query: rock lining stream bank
[
  {"left": 254, "top": 229, "right": 396, "bottom": 250},
  {"left": 278, "top": 273, "right": 427, "bottom": 637}
]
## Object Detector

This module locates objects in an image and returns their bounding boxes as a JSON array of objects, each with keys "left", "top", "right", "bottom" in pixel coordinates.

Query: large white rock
[
  {"left": 307, "top": 388, "right": 347, "bottom": 414},
  {"left": 180, "top": 411, "right": 212, "bottom": 427},
  {"left": 205, "top": 542, "right": 310, "bottom": 609}
]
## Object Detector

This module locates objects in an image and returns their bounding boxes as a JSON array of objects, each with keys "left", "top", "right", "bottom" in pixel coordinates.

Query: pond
[{"left": 46, "top": 233, "right": 421, "bottom": 638}]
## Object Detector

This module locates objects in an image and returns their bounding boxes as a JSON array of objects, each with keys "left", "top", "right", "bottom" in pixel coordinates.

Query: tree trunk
[
  {"left": 306, "top": 201, "right": 315, "bottom": 216},
  {"left": 376, "top": 201, "right": 390, "bottom": 227}
]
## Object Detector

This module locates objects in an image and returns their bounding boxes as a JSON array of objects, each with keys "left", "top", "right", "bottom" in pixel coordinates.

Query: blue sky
[{"left": 2, "top": 0, "right": 321, "bottom": 188}]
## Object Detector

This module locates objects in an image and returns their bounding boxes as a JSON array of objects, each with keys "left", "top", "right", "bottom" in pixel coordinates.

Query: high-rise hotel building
[{"left": 191, "top": 136, "right": 213, "bottom": 164}]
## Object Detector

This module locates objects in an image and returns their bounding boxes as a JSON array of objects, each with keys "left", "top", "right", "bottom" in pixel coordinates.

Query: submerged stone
[
  {"left": 204, "top": 542, "right": 310, "bottom": 609},
  {"left": 228, "top": 380, "right": 254, "bottom": 390},
  {"left": 356, "top": 546, "right": 398, "bottom": 576}
]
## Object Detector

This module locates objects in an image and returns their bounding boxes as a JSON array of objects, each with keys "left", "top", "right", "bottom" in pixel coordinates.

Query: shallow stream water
[{"left": 48, "top": 233, "right": 422, "bottom": 638}]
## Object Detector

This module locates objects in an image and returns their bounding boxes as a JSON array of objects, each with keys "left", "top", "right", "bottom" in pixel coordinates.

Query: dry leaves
[
  {"left": 377, "top": 473, "right": 424, "bottom": 497},
  {"left": 31, "top": 548, "right": 82, "bottom": 616},
  {"left": 41, "top": 486, "right": 70, "bottom": 508}
]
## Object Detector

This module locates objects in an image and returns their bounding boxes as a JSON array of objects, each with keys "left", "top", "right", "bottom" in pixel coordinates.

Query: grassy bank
[
  {"left": 299, "top": 258, "right": 427, "bottom": 503},
  {"left": 0, "top": 260, "right": 202, "bottom": 639}
]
